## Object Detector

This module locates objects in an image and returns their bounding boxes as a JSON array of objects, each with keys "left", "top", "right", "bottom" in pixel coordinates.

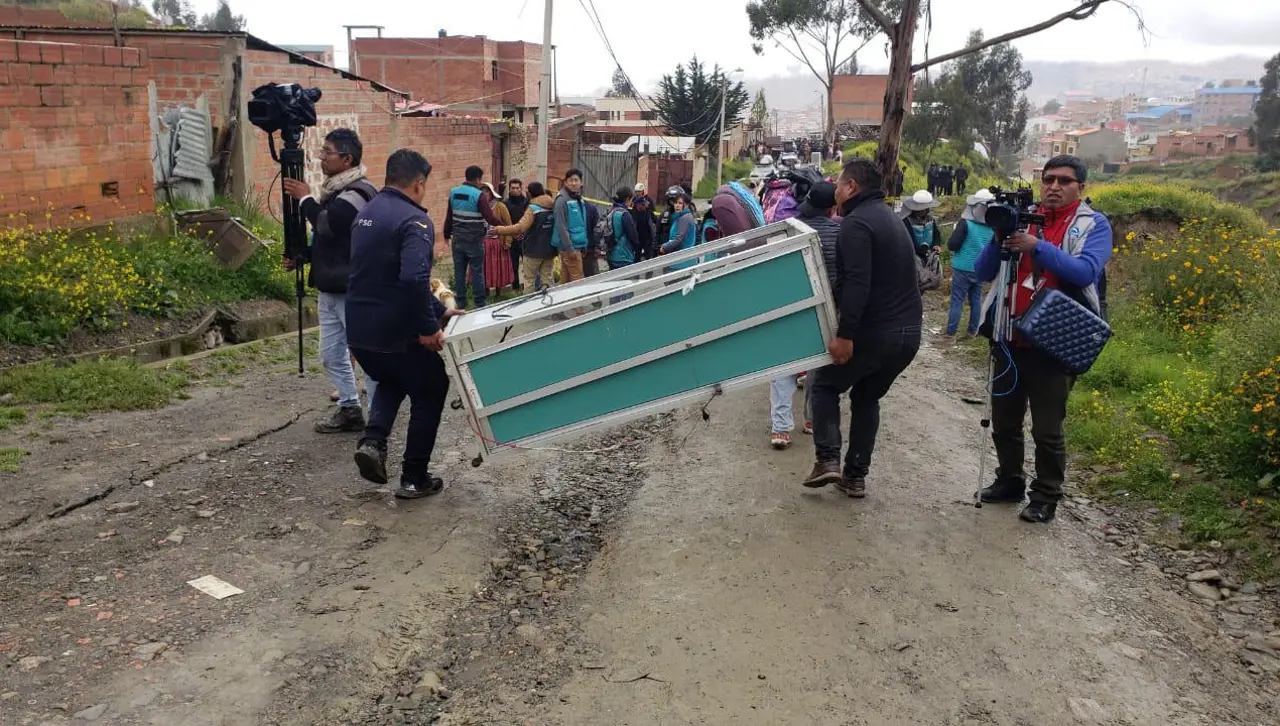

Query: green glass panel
[
  {"left": 468, "top": 253, "right": 814, "bottom": 404},
  {"left": 487, "top": 309, "right": 823, "bottom": 443}
]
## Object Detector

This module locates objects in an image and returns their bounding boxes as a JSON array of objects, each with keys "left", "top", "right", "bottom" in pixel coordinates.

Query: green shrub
[{"left": 1090, "top": 182, "right": 1269, "bottom": 234}]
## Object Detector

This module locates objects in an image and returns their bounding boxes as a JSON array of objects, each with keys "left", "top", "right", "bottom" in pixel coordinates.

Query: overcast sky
[{"left": 192, "top": 0, "right": 1277, "bottom": 94}]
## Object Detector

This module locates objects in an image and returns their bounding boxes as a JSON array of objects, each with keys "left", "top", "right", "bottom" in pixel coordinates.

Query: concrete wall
[{"left": 0, "top": 39, "right": 152, "bottom": 227}]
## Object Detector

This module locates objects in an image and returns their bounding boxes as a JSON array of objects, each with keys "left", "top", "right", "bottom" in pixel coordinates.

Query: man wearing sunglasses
[{"left": 974, "top": 154, "right": 1112, "bottom": 524}]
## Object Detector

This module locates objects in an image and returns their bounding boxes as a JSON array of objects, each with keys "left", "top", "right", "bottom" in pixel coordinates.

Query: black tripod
[
  {"left": 267, "top": 127, "right": 308, "bottom": 376},
  {"left": 974, "top": 245, "right": 1021, "bottom": 509}
]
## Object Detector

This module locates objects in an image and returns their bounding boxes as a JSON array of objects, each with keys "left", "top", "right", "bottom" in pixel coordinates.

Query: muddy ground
[{"left": 1, "top": 330, "right": 1278, "bottom": 726}]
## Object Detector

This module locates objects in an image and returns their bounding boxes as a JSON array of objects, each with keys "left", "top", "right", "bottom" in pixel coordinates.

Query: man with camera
[
  {"left": 975, "top": 154, "right": 1112, "bottom": 523},
  {"left": 281, "top": 128, "right": 379, "bottom": 435},
  {"left": 346, "top": 150, "right": 461, "bottom": 499}
]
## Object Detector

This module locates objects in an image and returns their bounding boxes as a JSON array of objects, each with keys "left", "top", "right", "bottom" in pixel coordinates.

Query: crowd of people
[
  {"left": 926, "top": 163, "right": 969, "bottom": 197},
  {"left": 287, "top": 124, "right": 1110, "bottom": 525}
]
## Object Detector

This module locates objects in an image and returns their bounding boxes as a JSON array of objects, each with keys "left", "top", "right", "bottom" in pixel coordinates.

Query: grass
[
  {"left": 0, "top": 447, "right": 26, "bottom": 473},
  {"left": 0, "top": 406, "right": 26, "bottom": 431},
  {"left": 0, "top": 358, "right": 189, "bottom": 416},
  {"left": 0, "top": 195, "right": 292, "bottom": 346}
]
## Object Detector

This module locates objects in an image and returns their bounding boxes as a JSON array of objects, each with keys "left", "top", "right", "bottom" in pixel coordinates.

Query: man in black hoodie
[
  {"left": 503, "top": 179, "right": 529, "bottom": 291},
  {"left": 802, "top": 159, "right": 922, "bottom": 497},
  {"left": 282, "top": 128, "right": 379, "bottom": 434}
]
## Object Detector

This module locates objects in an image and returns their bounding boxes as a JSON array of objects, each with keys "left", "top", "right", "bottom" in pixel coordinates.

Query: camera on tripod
[
  {"left": 248, "top": 82, "right": 323, "bottom": 375},
  {"left": 982, "top": 185, "right": 1044, "bottom": 243}
]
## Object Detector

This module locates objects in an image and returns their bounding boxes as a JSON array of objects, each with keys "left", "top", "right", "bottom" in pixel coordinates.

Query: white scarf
[{"left": 318, "top": 165, "right": 368, "bottom": 203}]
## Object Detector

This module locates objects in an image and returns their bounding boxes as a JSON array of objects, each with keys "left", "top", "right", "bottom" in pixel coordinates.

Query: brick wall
[
  {"left": 6, "top": 31, "right": 240, "bottom": 130},
  {"left": 393, "top": 116, "right": 496, "bottom": 221},
  {"left": 0, "top": 39, "right": 152, "bottom": 228},
  {"left": 351, "top": 36, "right": 540, "bottom": 111}
]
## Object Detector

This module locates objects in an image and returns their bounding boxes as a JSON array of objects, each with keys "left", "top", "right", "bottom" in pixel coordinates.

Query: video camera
[
  {"left": 982, "top": 185, "right": 1044, "bottom": 242},
  {"left": 247, "top": 82, "right": 323, "bottom": 375},
  {"left": 247, "top": 83, "right": 322, "bottom": 135}
]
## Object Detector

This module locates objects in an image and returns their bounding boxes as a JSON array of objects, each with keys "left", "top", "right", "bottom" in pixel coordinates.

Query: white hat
[
  {"left": 966, "top": 188, "right": 995, "bottom": 206},
  {"left": 902, "top": 190, "right": 940, "bottom": 211},
  {"left": 634, "top": 182, "right": 646, "bottom": 193}
]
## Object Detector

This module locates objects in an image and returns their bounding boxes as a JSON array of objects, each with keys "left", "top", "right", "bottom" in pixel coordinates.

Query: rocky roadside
[{"left": 1061, "top": 489, "right": 1280, "bottom": 688}]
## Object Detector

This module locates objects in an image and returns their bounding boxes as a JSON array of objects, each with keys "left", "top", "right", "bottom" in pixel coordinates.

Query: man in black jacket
[
  {"left": 802, "top": 159, "right": 922, "bottom": 496},
  {"left": 282, "top": 128, "right": 379, "bottom": 434},
  {"left": 347, "top": 150, "right": 459, "bottom": 500}
]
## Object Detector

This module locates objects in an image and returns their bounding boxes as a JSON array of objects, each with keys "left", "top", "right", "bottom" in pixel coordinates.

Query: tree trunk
[
  {"left": 826, "top": 83, "right": 836, "bottom": 147},
  {"left": 875, "top": 0, "right": 921, "bottom": 193}
]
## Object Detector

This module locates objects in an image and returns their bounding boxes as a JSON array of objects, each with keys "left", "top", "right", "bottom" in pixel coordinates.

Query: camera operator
[
  {"left": 975, "top": 154, "right": 1113, "bottom": 523},
  {"left": 281, "top": 128, "right": 379, "bottom": 435},
  {"left": 347, "top": 150, "right": 461, "bottom": 499}
]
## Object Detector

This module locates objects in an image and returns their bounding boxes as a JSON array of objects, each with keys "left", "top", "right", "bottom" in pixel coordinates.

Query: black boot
[
  {"left": 396, "top": 471, "right": 444, "bottom": 500},
  {"left": 979, "top": 475, "right": 1026, "bottom": 504},
  {"left": 353, "top": 440, "right": 388, "bottom": 485},
  {"left": 1019, "top": 500, "right": 1058, "bottom": 523},
  {"left": 835, "top": 475, "right": 866, "bottom": 498},
  {"left": 315, "top": 405, "right": 365, "bottom": 434}
]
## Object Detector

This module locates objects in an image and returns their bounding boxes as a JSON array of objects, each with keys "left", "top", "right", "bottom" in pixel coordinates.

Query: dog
[{"left": 431, "top": 278, "right": 459, "bottom": 311}]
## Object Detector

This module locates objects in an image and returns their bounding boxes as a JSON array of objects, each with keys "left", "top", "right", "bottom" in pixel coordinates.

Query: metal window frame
[{"left": 442, "top": 218, "right": 837, "bottom": 459}]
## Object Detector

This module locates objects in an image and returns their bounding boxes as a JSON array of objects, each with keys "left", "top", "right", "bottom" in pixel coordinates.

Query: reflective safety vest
[{"left": 450, "top": 184, "right": 485, "bottom": 228}]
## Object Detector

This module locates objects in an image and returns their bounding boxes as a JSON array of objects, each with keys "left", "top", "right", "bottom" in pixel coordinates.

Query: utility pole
[
  {"left": 535, "top": 0, "right": 553, "bottom": 184},
  {"left": 343, "top": 25, "right": 383, "bottom": 75},
  {"left": 716, "top": 68, "right": 743, "bottom": 189}
]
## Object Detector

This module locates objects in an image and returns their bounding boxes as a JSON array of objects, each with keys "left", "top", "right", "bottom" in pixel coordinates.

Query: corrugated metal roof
[{"left": 1196, "top": 87, "right": 1262, "bottom": 95}]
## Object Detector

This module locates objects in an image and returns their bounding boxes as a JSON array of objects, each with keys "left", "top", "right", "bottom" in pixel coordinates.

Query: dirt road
[{"left": 1, "top": 334, "right": 1277, "bottom": 725}]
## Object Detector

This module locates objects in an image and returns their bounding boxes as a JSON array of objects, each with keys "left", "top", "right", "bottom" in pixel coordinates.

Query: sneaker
[
  {"left": 802, "top": 421, "right": 813, "bottom": 435},
  {"left": 802, "top": 461, "right": 843, "bottom": 488},
  {"left": 770, "top": 432, "right": 791, "bottom": 450},
  {"left": 1019, "top": 500, "right": 1058, "bottom": 523},
  {"left": 835, "top": 476, "right": 866, "bottom": 498},
  {"left": 796, "top": 372, "right": 806, "bottom": 389},
  {"left": 315, "top": 405, "right": 366, "bottom": 434},
  {"left": 353, "top": 440, "right": 388, "bottom": 485},
  {"left": 396, "top": 475, "right": 444, "bottom": 500},
  {"left": 979, "top": 476, "right": 1026, "bottom": 504}
]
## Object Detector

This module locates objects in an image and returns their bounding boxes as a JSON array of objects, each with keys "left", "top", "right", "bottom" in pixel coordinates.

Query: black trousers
[
  {"left": 510, "top": 240, "right": 523, "bottom": 289},
  {"left": 990, "top": 345, "right": 1075, "bottom": 502},
  {"left": 351, "top": 345, "right": 450, "bottom": 479},
  {"left": 811, "top": 326, "right": 921, "bottom": 476}
]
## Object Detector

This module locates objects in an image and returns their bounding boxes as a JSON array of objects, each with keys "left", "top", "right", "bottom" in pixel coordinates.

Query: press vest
[
  {"left": 450, "top": 184, "right": 486, "bottom": 244},
  {"left": 952, "top": 221, "right": 992, "bottom": 273}
]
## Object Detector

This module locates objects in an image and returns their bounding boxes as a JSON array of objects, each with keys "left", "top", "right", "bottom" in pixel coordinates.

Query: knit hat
[{"left": 806, "top": 181, "right": 837, "bottom": 210}]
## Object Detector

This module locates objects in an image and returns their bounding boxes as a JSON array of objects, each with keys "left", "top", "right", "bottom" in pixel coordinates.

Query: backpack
[
  {"left": 917, "top": 248, "right": 943, "bottom": 293},
  {"left": 724, "top": 181, "right": 765, "bottom": 229},
  {"left": 523, "top": 206, "right": 557, "bottom": 259}
]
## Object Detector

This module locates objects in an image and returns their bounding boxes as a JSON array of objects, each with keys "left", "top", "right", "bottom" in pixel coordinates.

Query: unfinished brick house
[
  {"left": 0, "top": 22, "right": 577, "bottom": 230},
  {"left": 350, "top": 34, "right": 543, "bottom": 122}
]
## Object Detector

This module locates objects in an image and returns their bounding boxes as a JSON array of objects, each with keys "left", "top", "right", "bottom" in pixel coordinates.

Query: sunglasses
[{"left": 1041, "top": 174, "right": 1079, "bottom": 187}]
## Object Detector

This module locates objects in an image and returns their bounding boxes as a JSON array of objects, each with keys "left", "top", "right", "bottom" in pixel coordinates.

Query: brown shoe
[
  {"left": 802, "top": 461, "right": 843, "bottom": 488},
  {"left": 835, "top": 476, "right": 866, "bottom": 498}
]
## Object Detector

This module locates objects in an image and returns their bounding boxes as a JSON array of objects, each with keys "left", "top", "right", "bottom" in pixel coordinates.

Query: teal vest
[
  {"left": 908, "top": 220, "right": 936, "bottom": 250},
  {"left": 952, "top": 221, "right": 992, "bottom": 273},
  {"left": 450, "top": 184, "right": 484, "bottom": 227}
]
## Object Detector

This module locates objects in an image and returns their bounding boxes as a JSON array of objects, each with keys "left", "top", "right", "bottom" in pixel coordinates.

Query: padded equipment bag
[{"left": 1013, "top": 288, "right": 1112, "bottom": 375}]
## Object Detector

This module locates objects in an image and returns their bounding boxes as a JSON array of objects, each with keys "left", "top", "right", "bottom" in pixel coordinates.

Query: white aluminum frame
[{"left": 441, "top": 218, "right": 837, "bottom": 459}]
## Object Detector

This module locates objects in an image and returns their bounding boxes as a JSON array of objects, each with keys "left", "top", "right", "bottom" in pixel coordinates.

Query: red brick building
[
  {"left": 0, "top": 24, "right": 575, "bottom": 230},
  {"left": 831, "top": 74, "right": 899, "bottom": 127},
  {"left": 350, "top": 35, "right": 543, "bottom": 121}
]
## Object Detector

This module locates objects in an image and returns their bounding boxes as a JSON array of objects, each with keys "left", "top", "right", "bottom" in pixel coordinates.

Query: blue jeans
[
  {"left": 947, "top": 268, "right": 983, "bottom": 336},
  {"left": 317, "top": 291, "right": 377, "bottom": 410},
  {"left": 453, "top": 238, "right": 486, "bottom": 308}
]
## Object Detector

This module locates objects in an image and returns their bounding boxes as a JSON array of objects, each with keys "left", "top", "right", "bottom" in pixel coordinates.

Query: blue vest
[
  {"left": 908, "top": 219, "right": 936, "bottom": 250},
  {"left": 450, "top": 184, "right": 484, "bottom": 228},
  {"left": 952, "top": 221, "right": 992, "bottom": 273},
  {"left": 608, "top": 208, "right": 634, "bottom": 265}
]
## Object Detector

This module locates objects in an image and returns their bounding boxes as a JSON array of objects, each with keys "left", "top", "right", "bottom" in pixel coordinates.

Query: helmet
[{"left": 665, "top": 185, "right": 683, "bottom": 199}]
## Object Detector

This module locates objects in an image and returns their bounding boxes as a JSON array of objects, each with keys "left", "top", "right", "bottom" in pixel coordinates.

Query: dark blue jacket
[{"left": 347, "top": 187, "right": 448, "bottom": 353}]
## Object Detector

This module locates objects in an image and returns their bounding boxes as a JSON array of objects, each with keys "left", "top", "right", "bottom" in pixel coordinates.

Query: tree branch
[
  {"left": 784, "top": 27, "right": 827, "bottom": 89},
  {"left": 853, "top": 0, "right": 894, "bottom": 36},
  {"left": 911, "top": 0, "right": 1141, "bottom": 72}
]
